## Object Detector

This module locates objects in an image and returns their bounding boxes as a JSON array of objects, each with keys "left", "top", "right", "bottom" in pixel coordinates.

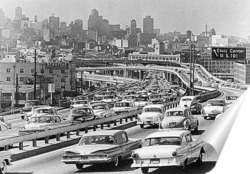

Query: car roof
[
  {"left": 83, "top": 130, "right": 124, "bottom": 136},
  {"left": 35, "top": 106, "right": 54, "bottom": 110},
  {"left": 31, "top": 114, "right": 61, "bottom": 118},
  {"left": 71, "top": 106, "right": 92, "bottom": 110},
  {"left": 143, "top": 104, "right": 165, "bottom": 108},
  {"left": 91, "top": 103, "right": 107, "bottom": 106},
  {"left": 167, "top": 107, "right": 188, "bottom": 112},
  {"left": 146, "top": 130, "right": 190, "bottom": 139}
]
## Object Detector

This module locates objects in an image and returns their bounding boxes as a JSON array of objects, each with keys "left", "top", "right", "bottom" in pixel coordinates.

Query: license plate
[
  {"left": 146, "top": 117, "right": 152, "bottom": 119},
  {"left": 150, "top": 159, "right": 160, "bottom": 164},
  {"left": 169, "top": 122, "right": 176, "bottom": 127},
  {"left": 146, "top": 121, "right": 152, "bottom": 124}
]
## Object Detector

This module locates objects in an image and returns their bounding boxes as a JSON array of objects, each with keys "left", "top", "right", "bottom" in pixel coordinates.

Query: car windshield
[
  {"left": 72, "top": 108, "right": 91, "bottom": 114},
  {"left": 124, "top": 96, "right": 135, "bottom": 99},
  {"left": 74, "top": 101, "right": 88, "bottom": 104},
  {"left": 150, "top": 95, "right": 161, "bottom": 99},
  {"left": 115, "top": 103, "right": 130, "bottom": 107},
  {"left": 94, "top": 97, "right": 103, "bottom": 101},
  {"left": 166, "top": 111, "right": 184, "bottom": 116},
  {"left": 143, "top": 108, "right": 162, "bottom": 113},
  {"left": 92, "top": 105, "right": 106, "bottom": 110},
  {"left": 226, "top": 96, "right": 238, "bottom": 100},
  {"left": 75, "top": 96, "right": 88, "bottom": 100},
  {"left": 135, "top": 97, "right": 148, "bottom": 101},
  {"left": 104, "top": 96, "right": 114, "bottom": 99},
  {"left": 182, "top": 98, "right": 192, "bottom": 101},
  {"left": 30, "top": 116, "right": 60, "bottom": 123},
  {"left": 35, "top": 109, "right": 53, "bottom": 114},
  {"left": 207, "top": 100, "right": 225, "bottom": 106},
  {"left": 79, "top": 135, "right": 115, "bottom": 145},
  {"left": 143, "top": 137, "right": 182, "bottom": 146}
]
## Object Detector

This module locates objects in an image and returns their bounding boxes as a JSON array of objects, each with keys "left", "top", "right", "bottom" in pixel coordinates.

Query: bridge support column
[{"left": 139, "top": 70, "right": 142, "bottom": 81}]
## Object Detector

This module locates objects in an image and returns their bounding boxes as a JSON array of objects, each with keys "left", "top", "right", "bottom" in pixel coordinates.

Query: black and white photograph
[{"left": 0, "top": 0, "right": 250, "bottom": 173}]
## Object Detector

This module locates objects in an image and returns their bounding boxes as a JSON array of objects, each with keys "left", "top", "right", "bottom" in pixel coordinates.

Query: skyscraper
[
  {"left": 130, "top": 19, "right": 137, "bottom": 35},
  {"left": 0, "top": 9, "right": 5, "bottom": 29},
  {"left": 15, "top": 7, "right": 22, "bottom": 20},
  {"left": 88, "top": 9, "right": 103, "bottom": 36},
  {"left": 49, "top": 15, "right": 60, "bottom": 29},
  {"left": 143, "top": 16, "right": 154, "bottom": 34}
]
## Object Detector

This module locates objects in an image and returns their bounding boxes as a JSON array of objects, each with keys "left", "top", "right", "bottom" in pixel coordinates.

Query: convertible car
[
  {"left": 131, "top": 130, "right": 205, "bottom": 173},
  {"left": 160, "top": 107, "right": 199, "bottom": 132},
  {"left": 62, "top": 130, "right": 142, "bottom": 170}
]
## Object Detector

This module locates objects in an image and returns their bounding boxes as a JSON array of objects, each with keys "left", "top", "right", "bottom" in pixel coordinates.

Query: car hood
[
  {"left": 134, "top": 145, "right": 180, "bottom": 158},
  {"left": 24, "top": 123, "right": 50, "bottom": 129},
  {"left": 65, "top": 144, "right": 118, "bottom": 155},
  {"left": 134, "top": 101, "right": 147, "bottom": 106},
  {"left": 161, "top": 116, "right": 186, "bottom": 128}
]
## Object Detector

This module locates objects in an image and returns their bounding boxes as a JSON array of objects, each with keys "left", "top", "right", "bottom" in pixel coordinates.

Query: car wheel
[
  {"left": 204, "top": 116, "right": 207, "bottom": 120},
  {"left": 0, "top": 160, "right": 7, "bottom": 174},
  {"left": 113, "top": 156, "right": 120, "bottom": 167},
  {"left": 76, "top": 164, "right": 84, "bottom": 169},
  {"left": 196, "top": 152, "right": 203, "bottom": 166},
  {"left": 140, "top": 124, "right": 144, "bottom": 128},
  {"left": 141, "top": 167, "right": 149, "bottom": 174},
  {"left": 194, "top": 125, "right": 198, "bottom": 132}
]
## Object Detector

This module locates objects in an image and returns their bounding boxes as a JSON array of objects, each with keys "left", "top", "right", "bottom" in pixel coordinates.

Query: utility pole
[
  {"left": 34, "top": 49, "right": 37, "bottom": 100},
  {"left": 189, "top": 44, "right": 194, "bottom": 96},
  {"left": 81, "top": 71, "right": 83, "bottom": 93},
  {"left": 15, "top": 74, "right": 19, "bottom": 106}
]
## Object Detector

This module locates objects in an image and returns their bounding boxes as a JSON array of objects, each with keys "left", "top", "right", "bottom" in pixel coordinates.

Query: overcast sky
[{"left": 1, "top": 0, "right": 250, "bottom": 39}]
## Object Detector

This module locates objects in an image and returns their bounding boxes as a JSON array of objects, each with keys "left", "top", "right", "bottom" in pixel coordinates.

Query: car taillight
[
  {"left": 131, "top": 152, "right": 138, "bottom": 158},
  {"left": 172, "top": 151, "right": 177, "bottom": 156}
]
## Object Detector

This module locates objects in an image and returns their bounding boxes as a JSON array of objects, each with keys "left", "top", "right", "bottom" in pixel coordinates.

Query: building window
[
  {"left": 20, "top": 68, "right": 24, "bottom": 73},
  {"left": 31, "top": 69, "right": 34, "bottom": 74},
  {"left": 7, "top": 77, "right": 10, "bottom": 81},
  {"left": 61, "top": 78, "right": 65, "bottom": 82},
  {"left": 6, "top": 68, "right": 10, "bottom": 73},
  {"left": 20, "top": 77, "right": 24, "bottom": 82},
  {"left": 49, "top": 69, "right": 53, "bottom": 73},
  {"left": 61, "top": 69, "right": 65, "bottom": 73}
]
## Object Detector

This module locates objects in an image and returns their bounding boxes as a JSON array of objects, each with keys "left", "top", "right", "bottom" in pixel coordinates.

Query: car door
[
  {"left": 186, "top": 109, "right": 197, "bottom": 129},
  {"left": 186, "top": 133, "right": 200, "bottom": 162}
]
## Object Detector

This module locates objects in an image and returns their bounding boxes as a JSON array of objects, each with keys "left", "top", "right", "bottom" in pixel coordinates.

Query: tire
[
  {"left": 204, "top": 116, "right": 207, "bottom": 120},
  {"left": 76, "top": 164, "right": 84, "bottom": 169},
  {"left": 140, "top": 124, "right": 144, "bottom": 128},
  {"left": 113, "top": 156, "right": 120, "bottom": 167},
  {"left": 196, "top": 153, "right": 203, "bottom": 166},
  {"left": 0, "top": 160, "right": 7, "bottom": 174},
  {"left": 141, "top": 167, "right": 149, "bottom": 174},
  {"left": 194, "top": 125, "right": 198, "bottom": 132}
]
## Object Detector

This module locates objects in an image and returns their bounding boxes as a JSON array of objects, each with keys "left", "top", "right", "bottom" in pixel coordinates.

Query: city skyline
[{"left": 0, "top": 0, "right": 250, "bottom": 39}]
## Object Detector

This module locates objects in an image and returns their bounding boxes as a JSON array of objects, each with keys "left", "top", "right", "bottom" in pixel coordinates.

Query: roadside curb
[{"left": 11, "top": 121, "right": 137, "bottom": 162}]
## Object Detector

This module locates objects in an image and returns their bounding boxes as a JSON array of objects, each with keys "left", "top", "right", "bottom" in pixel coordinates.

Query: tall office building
[
  {"left": 88, "top": 9, "right": 103, "bottom": 36},
  {"left": 143, "top": 16, "right": 154, "bottom": 33},
  {"left": 130, "top": 19, "right": 137, "bottom": 35},
  {"left": 15, "top": 7, "right": 22, "bottom": 20},
  {"left": 49, "top": 15, "right": 60, "bottom": 29},
  {"left": 0, "top": 9, "right": 5, "bottom": 29}
]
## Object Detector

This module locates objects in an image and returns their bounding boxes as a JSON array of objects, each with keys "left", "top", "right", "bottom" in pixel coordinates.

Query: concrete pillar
[{"left": 139, "top": 70, "right": 142, "bottom": 81}]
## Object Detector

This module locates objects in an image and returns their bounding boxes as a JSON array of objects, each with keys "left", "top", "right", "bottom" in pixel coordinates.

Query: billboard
[{"left": 212, "top": 47, "right": 246, "bottom": 60}]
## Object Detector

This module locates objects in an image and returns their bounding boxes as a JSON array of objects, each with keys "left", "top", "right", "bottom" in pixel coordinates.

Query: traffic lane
[
  {"left": 8, "top": 117, "right": 216, "bottom": 174},
  {"left": 4, "top": 108, "right": 71, "bottom": 130}
]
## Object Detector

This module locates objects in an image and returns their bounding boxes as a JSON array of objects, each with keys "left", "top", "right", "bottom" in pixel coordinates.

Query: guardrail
[{"left": 0, "top": 99, "right": 181, "bottom": 150}]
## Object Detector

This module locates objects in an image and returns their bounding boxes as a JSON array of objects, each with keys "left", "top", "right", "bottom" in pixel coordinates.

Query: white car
[
  {"left": 137, "top": 104, "right": 166, "bottom": 128},
  {"left": 112, "top": 101, "right": 138, "bottom": 114},
  {"left": 90, "top": 103, "right": 114, "bottom": 118},
  {"left": 102, "top": 95, "right": 117, "bottom": 104},
  {"left": 131, "top": 130, "right": 205, "bottom": 173},
  {"left": 29, "top": 106, "right": 59, "bottom": 119},
  {"left": 201, "top": 99, "right": 226, "bottom": 119},
  {"left": 21, "top": 105, "right": 47, "bottom": 120},
  {"left": 225, "top": 95, "right": 238, "bottom": 109},
  {"left": 134, "top": 97, "right": 152, "bottom": 109},
  {"left": 70, "top": 100, "right": 89, "bottom": 108}
]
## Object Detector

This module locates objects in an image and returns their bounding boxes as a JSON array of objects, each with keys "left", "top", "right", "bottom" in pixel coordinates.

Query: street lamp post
[{"left": 34, "top": 48, "right": 37, "bottom": 100}]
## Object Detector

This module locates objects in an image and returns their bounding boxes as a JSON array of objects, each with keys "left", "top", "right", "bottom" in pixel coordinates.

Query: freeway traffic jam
[{"left": 0, "top": 70, "right": 243, "bottom": 174}]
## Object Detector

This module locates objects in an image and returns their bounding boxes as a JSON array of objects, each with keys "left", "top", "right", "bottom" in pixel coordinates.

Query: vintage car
[
  {"left": 61, "top": 130, "right": 142, "bottom": 169},
  {"left": 137, "top": 104, "right": 166, "bottom": 128},
  {"left": 72, "top": 95, "right": 89, "bottom": 102},
  {"left": 160, "top": 107, "right": 199, "bottom": 132},
  {"left": 22, "top": 105, "right": 51, "bottom": 120},
  {"left": 90, "top": 103, "right": 114, "bottom": 118},
  {"left": 31, "top": 106, "right": 59, "bottom": 118},
  {"left": 149, "top": 94, "right": 166, "bottom": 104},
  {"left": 131, "top": 130, "right": 205, "bottom": 173},
  {"left": 18, "top": 114, "right": 72, "bottom": 135},
  {"left": 68, "top": 107, "right": 96, "bottom": 122},
  {"left": 102, "top": 95, "right": 117, "bottom": 104},
  {"left": 20, "top": 100, "right": 43, "bottom": 119},
  {"left": 179, "top": 96, "right": 202, "bottom": 114},
  {"left": 225, "top": 95, "right": 239, "bottom": 109},
  {"left": 112, "top": 101, "right": 138, "bottom": 114},
  {"left": 134, "top": 96, "right": 152, "bottom": 109},
  {"left": 122, "top": 95, "right": 137, "bottom": 102},
  {"left": 70, "top": 100, "right": 89, "bottom": 108},
  {"left": 201, "top": 99, "right": 226, "bottom": 119},
  {"left": 0, "top": 151, "right": 12, "bottom": 174}
]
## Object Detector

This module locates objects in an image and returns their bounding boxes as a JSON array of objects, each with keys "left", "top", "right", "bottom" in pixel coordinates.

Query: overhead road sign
[{"left": 212, "top": 47, "right": 246, "bottom": 60}]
